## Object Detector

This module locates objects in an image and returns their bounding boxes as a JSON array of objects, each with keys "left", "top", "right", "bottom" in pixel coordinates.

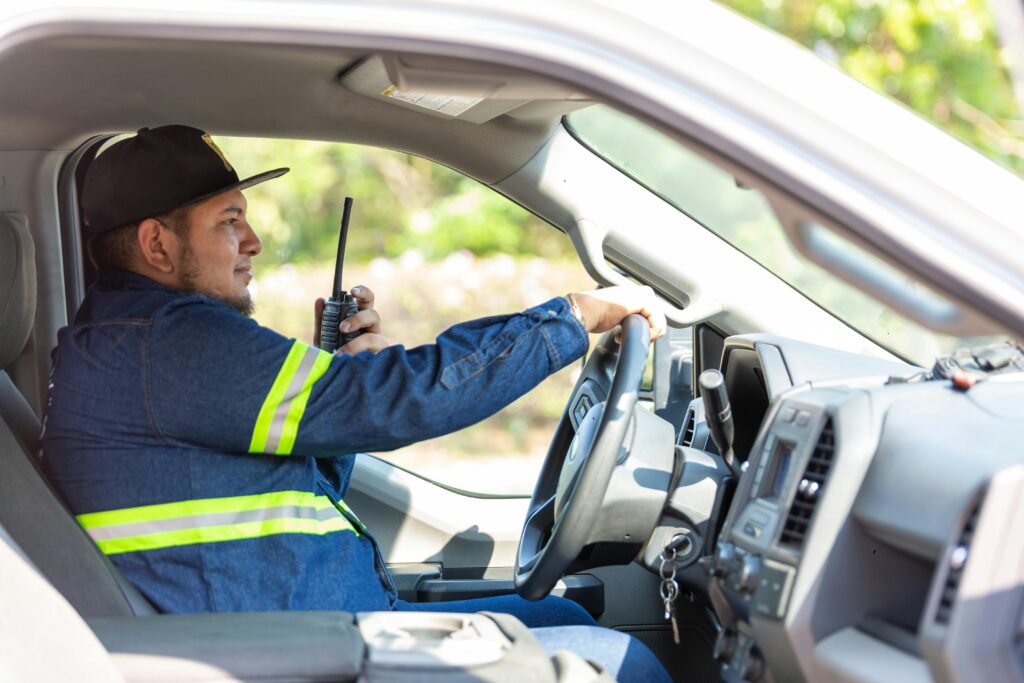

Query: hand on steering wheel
[{"left": 572, "top": 285, "right": 667, "bottom": 340}]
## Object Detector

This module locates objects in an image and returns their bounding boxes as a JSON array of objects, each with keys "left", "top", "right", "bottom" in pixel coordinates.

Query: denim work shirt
[{"left": 41, "top": 268, "right": 588, "bottom": 614}]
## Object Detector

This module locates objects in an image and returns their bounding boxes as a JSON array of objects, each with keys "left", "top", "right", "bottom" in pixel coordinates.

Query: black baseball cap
[{"left": 81, "top": 125, "right": 288, "bottom": 234}]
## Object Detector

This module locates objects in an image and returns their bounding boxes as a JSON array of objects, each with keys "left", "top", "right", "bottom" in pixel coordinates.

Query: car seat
[{"left": 0, "top": 211, "right": 155, "bottom": 618}]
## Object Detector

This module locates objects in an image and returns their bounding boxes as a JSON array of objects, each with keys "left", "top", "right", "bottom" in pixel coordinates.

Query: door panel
[
  {"left": 347, "top": 454, "right": 529, "bottom": 569},
  {"left": 349, "top": 454, "right": 686, "bottom": 626}
]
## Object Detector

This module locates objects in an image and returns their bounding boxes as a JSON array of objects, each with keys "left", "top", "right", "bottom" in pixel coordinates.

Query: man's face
[{"left": 172, "top": 189, "right": 261, "bottom": 315}]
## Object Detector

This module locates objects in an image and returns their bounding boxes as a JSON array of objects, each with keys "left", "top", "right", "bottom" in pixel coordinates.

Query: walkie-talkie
[{"left": 319, "top": 197, "right": 361, "bottom": 353}]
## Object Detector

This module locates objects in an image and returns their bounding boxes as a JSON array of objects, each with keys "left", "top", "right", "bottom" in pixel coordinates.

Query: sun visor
[{"left": 338, "top": 55, "right": 591, "bottom": 123}]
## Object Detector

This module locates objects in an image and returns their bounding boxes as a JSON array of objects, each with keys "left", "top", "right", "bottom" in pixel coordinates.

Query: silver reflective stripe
[
  {"left": 85, "top": 504, "right": 341, "bottom": 542},
  {"left": 264, "top": 345, "right": 321, "bottom": 453}
]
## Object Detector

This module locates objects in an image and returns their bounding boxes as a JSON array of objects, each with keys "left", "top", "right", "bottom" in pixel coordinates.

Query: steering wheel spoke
[
  {"left": 517, "top": 494, "right": 554, "bottom": 573},
  {"left": 525, "top": 494, "right": 556, "bottom": 532},
  {"left": 515, "top": 316, "right": 651, "bottom": 600}
]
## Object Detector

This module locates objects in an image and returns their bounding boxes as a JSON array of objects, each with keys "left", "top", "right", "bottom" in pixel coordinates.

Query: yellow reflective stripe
[
  {"left": 76, "top": 490, "right": 333, "bottom": 529},
  {"left": 249, "top": 341, "right": 334, "bottom": 456},
  {"left": 276, "top": 349, "right": 332, "bottom": 456},
  {"left": 77, "top": 492, "right": 362, "bottom": 556},
  {"left": 334, "top": 497, "right": 368, "bottom": 533},
  {"left": 249, "top": 342, "right": 307, "bottom": 453},
  {"left": 93, "top": 515, "right": 353, "bottom": 555}
]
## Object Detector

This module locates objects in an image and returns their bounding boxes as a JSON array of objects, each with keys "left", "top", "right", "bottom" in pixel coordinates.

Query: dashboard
[{"left": 664, "top": 334, "right": 1024, "bottom": 683}]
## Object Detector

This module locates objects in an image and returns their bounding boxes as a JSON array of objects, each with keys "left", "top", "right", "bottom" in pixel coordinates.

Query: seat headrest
[{"left": 0, "top": 213, "right": 36, "bottom": 369}]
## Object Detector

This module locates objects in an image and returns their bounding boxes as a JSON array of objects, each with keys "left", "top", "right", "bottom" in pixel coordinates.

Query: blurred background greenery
[
  {"left": 216, "top": 0, "right": 1021, "bottom": 493},
  {"left": 216, "top": 138, "right": 576, "bottom": 268},
  {"left": 720, "top": 0, "right": 1022, "bottom": 174}
]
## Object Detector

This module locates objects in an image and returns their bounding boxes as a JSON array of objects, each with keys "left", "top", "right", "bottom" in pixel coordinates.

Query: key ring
[
  {"left": 659, "top": 546, "right": 678, "bottom": 582},
  {"left": 659, "top": 575, "right": 679, "bottom": 603},
  {"left": 659, "top": 550, "right": 678, "bottom": 603}
]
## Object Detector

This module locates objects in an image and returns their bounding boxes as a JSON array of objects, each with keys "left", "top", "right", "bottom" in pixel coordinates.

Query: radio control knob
[
  {"left": 738, "top": 554, "right": 763, "bottom": 595},
  {"left": 798, "top": 478, "right": 820, "bottom": 498},
  {"left": 712, "top": 542, "right": 736, "bottom": 577},
  {"left": 713, "top": 629, "right": 737, "bottom": 661}
]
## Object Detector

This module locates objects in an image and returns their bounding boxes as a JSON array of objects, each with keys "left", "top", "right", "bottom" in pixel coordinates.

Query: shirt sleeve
[{"left": 147, "top": 295, "right": 588, "bottom": 457}]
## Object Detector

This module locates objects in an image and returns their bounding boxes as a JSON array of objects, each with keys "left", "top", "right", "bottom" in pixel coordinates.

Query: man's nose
[{"left": 240, "top": 222, "right": 262, "bottom": 256}]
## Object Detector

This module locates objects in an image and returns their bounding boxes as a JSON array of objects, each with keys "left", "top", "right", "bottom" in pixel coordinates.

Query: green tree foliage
[
  {"left": 719, "top": 0, "right": 1023, "bottom": 175},
  {"left": 216, "top": 137, "right": 574, "bottom": 266}
]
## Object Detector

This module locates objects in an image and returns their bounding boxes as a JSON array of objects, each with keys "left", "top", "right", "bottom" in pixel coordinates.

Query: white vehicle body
[{"left": 0, "top": 2, "right": 1020, "bottom": 683}]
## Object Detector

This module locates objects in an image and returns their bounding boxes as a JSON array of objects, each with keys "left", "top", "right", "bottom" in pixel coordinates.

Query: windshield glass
[{"left": 566, "top": 105, "right": 1003, "bottom": 366}]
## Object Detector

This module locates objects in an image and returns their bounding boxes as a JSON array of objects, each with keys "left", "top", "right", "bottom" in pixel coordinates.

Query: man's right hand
[
  {"left": 571, "top": 285, "right": 667, "bottom": 341},
  {"left": 313, "top": 285, "right": 391, "bottom": 354}
]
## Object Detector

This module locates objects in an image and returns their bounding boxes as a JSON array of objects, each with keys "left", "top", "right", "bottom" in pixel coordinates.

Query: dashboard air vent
[
  {"left": 780, "top": 418, "right": 835, "bottom": 549},
  {"left": 680, "top": 410, "right": 696, "bottom": 447},
  {"left": 935, "top": 500, "right": 981, "bottom": 625}
]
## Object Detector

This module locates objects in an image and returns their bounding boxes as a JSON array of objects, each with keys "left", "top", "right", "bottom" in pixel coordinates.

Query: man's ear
[{"left": 136, "top": 218, "right": 177, "bottom": 273}]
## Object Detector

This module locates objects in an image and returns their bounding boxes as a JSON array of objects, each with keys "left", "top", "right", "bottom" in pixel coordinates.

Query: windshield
[{"left": 565, "top": 105, "right": 1003, "bottom": 366}]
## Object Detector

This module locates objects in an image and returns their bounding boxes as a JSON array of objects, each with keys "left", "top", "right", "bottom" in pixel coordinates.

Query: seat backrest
[
  {"left": 0, "top": 524, "right": 127, "bottom": 682},
  {"left": 0, "top": 212, "right": 35, "bottom": 379},
  {"left": 0, "top": 211, "right": 155, "bottom": 617}
]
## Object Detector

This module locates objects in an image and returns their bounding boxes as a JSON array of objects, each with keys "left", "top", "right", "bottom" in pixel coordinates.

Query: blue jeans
[{"left": 396, "top": 595, "right": 672, "bottom": 683}]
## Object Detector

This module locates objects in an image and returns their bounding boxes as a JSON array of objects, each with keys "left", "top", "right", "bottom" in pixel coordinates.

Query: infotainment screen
[{"left": 763, "top": 440, "right": 795, "bottom": 500}]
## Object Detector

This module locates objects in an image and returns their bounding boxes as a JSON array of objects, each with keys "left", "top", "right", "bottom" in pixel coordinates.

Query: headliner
[{"left": 0, "top": 34, "right": 575, "bottom": 183}]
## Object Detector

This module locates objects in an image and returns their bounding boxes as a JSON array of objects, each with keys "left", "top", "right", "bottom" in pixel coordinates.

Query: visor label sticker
[{"left": 381, "top": 85, "right": 482, "bottom": 117}]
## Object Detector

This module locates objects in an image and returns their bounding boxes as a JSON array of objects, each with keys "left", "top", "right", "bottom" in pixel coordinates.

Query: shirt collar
[{"left": 96, "top": 268, "right": 183, "bottom": 295}]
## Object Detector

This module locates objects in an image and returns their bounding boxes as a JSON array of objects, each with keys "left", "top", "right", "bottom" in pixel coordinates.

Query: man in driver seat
[{"left": 41, "top": 125, "right": 671, "bottom": 683}]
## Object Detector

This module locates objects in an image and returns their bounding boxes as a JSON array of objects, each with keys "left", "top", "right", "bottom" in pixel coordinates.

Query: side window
[{"left": 219, "top": 138, "right": 593, "bottom": 495}]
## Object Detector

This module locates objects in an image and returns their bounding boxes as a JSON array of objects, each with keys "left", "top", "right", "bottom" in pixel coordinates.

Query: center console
[
  {"left": 359, "top": 611, "right": 572, "bottom": 682},
  {"left": 708, "top": 399, "right": 836, "bottom": 681},
  {"left": 91, "top": 610, "right": 614, "bottom": 683}
]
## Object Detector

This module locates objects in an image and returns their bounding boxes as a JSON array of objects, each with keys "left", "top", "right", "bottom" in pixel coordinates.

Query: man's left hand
[{"left": 313, "top": 285, "right": 392, "bottom": 354}]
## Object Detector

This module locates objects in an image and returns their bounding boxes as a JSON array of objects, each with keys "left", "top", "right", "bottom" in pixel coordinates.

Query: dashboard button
[
  {"left": 742, "top": 522, "right": 762, "bottom": 539},
  {"left": 751, "top": 564, "right": 794, "bottom": 618},
  {"left": 779, "top": 407, "right": 796, "bottom": 423},
  {"left": 749, "top": 510, "right": 770, "bottom": 525},
  {"left": 738, "top": 554, "right": 763, "bottom": 594},
  {"left": 740, "top": 646, "right": 765, "bottom": 681},
  {"left": 795, "top": 410, "right": 810, "bottom": 427}
]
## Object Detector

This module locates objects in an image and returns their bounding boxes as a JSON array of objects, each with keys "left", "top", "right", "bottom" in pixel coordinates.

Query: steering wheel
[{"left": 514, "top": 314, "right": 651, "bottom": 600}]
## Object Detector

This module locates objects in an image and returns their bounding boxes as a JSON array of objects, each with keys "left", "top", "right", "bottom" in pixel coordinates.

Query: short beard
[{"left": 177, "top": 238, "right": 255, "bottom": 318}]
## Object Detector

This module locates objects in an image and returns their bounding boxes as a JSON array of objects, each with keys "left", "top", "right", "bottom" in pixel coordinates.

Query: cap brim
[
  {"left": 234, "top": 167, "right": 290, "bottom": 192},
  {"left": 177, "top": 167, "right": 290, "bottom": 211}
]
